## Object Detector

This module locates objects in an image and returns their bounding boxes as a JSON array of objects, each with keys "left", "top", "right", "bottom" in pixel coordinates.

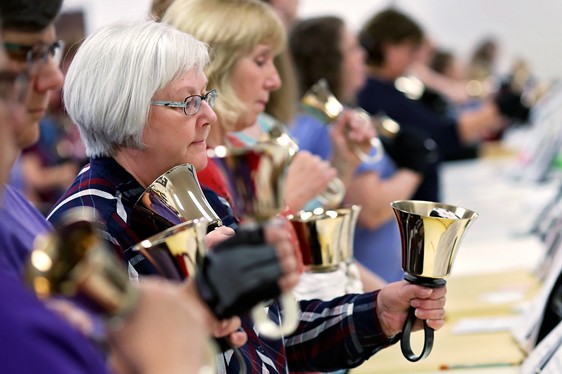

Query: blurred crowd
[{"left": 0, "top": 0, "right": 544, "bottom": 373}]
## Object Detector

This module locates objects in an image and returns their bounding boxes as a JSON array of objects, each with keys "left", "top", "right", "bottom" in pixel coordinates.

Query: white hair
[{"left": 63, "top": 20, "right": 210, "bottom": 157}]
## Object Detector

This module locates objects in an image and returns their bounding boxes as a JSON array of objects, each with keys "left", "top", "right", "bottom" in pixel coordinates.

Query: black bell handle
[{"left": 400, "top": 306, "right": 434, "bottom": 362}]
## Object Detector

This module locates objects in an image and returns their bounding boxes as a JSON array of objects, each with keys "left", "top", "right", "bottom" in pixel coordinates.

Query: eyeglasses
[
  {"left": 0, "top": 70, "right": 28, "bottom": 103},
  {"left": 151, "top": 89, "right": 218, "bottom": 116},
  {"left": 4, "top": 40, "right": 65, "bottom": 76}
]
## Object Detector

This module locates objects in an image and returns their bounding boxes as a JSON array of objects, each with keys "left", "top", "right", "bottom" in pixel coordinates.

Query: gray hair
[{"left": 63, "top": 20, "right": 210, "bottom": 157}]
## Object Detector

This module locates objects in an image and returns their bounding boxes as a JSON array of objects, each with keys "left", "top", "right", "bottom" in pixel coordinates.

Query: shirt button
[{"left": 257, "top": 346, "right": 266, "bottom": 354}]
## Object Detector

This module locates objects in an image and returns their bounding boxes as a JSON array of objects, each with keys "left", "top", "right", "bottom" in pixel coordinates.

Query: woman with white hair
[
  {"left": 163, "top": 1, "right": 448, "bottom": 373},
  {"left": 47, "top": 19, "right": 301, "bottom": 351}
]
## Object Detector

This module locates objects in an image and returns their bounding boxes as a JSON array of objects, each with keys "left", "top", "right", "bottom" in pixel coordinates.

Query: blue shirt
[{"left": 290, "top": 112, "right": 404, "bottom": 282}]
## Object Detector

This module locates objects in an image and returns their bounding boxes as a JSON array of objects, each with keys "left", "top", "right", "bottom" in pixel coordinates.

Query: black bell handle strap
[{"left": 400, "top": 306, "right": 434, "bottom": 362}]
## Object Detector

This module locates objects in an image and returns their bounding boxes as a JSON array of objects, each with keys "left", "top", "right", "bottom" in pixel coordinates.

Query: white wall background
[{"left": 61, "top": 0, "right": 562, "bottom": 81}]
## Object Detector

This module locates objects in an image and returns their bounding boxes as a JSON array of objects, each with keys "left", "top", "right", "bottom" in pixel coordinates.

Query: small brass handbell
[
  {"left": 25, "top": 207, "right": 139, "bottom": 325},
  {"left": 262, "top": 117, "right": 345, "bottom": 209},
  {"left": 300, "top": 79, "right": 386, "bottom": 163},
  {"left": 289, "top": 208, "right": 347, "bottom": 272},
  {"left": 133, "top": 163, "right": 222, "bottom": 235},
  {"left": 208, "top": 142, "right": 300, "bottom": 339},
  {"left": 128, "top": 218, "right": 209, "bottom": 281},
  {"left": 333, "top": 205, "right": 362, "bottom": 264},
  {"left": 207, "top": 142, "right": 295, "bottom": 223},
  {"left": 390, "top": 200, "right": 478, "bottom": 363}
]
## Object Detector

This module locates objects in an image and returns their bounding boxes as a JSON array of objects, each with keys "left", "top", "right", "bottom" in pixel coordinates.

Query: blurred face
[
  {"left": 230, "top": 43, "right": 281, "bottom": 130},
  {"left": 3, "top": 25, "right": 65, "bottom": 150},
  {"left": 383, "top": 40, "right": 420, "bottom": 79},
  {"left": 0, "top": 48, "right": 25, "bottom": 187},
  {"left": 339, "top": 26, "right": 366, "bottom": 103},
  {"left": 144, "top": 70, "right": 216, "bottom": 173}
]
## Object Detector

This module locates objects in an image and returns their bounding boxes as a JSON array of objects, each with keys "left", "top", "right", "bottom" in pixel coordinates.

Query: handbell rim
[
  {"left": 390, "top": 199, "right": 478, "bottom": 220},
  {"left": 129, "top": 218, "right": 209, "bottom": 251}
]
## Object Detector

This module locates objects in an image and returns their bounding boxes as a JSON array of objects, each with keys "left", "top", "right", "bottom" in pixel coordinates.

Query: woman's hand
[
  {"left": 330, "top": 109, "right": 378, "bottom": 185},
  {"left": 283, "top": 151, "right": 336, "bottom": 211}
]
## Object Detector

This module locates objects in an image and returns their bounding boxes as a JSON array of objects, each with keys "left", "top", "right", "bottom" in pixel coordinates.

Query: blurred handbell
[
  {"left": 25, "top": 206, "right": 139, "bottom": 323},
  {"left": 301, "top": 79, "right": 385, "bottom": 164},
  {"left": 208, "top": 142, "right": 300, "bottom": 339},
  {"left": 334, "top": 205, "right": 362, "bottom": 264},
  {"left": 207, "top": 142, "right": 295, "bottom": 223},
  {"left": 262, "top": 117, "right": 345, "bottom": 209},
  {"left": 132, "top": 163, "right": 222, "bottom": 235}
]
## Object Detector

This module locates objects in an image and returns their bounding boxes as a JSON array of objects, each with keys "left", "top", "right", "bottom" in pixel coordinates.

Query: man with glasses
[{"left": 0, "top": 0, "right": 65, "bottom": 278}]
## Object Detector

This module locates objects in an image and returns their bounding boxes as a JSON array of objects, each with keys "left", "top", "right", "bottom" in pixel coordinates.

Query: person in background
[
  {"left": 288, "top": 15, "right": 429, "bottom": 284},
  {"left": 356, "top": 8, "right": 524, "bottom": 202},
  {"left": 0, "top": 4, "right": 235, "bottom": 373},
  {"left": 0, "top": 0, "right": 65, "bottom": 277},
  {"left": 164, "top": 1, "right": 448, "bottom": 373}
]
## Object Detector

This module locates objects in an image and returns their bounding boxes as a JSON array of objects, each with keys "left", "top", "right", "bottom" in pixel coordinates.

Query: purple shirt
[
  {"left": 0, "top": 184, "right": 52, "bottom": 278},
  {"left": 0, "top": 271, "right": 109, "bottom": 373}
]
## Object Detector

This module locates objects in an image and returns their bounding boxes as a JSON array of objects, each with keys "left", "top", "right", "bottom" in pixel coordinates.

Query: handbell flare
[
  {"left": 390, "top": 199, "right": 478, "bottom": 362},
  {"left": 133, "top": 163, "right": 222, "bottom": 235},
  {"left": 391, "top": 200, "right": 478, "bottom": 281}
]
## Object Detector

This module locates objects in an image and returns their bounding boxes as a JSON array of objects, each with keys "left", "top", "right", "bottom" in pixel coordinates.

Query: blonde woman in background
[{"left": 164, "top": 0, "right": 449, "bottom": 373}]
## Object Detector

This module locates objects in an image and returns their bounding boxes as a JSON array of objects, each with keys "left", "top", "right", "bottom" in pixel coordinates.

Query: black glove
[
  {"left": 494, "top": 85, "right": 531, "bottom": 123},
  {"left": 381, "top": 126, "right": 439, "bottom": 174},
  {"left": 195, "top": 225, "right": 282, "bottom": 319}
]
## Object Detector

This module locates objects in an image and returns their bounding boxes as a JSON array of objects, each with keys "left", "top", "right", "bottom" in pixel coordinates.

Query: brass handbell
[
  {"left": 261, "top": 117, "right": 345, "bottom": 209},
  {"left": 207, "top": 142, "right": 295, "bottom": 223},
  {"left": 133, "top": 163, "right": 222, "bottom": 235},
  {"left": 289, "top": 205, "right": 361, "bottom": 272},
  {"left": 208, "top": 142, "right": 300, "bottom": 339},
  {"left": 129, "top": 218, "right": 209, "bottom": 281},
  {"left": 301, "top": 79, "right": 388, "bottom": 163},
  {"left": 25, "top": 207, "right": 139, "bottom": 324},
  {"left": 391, "top": 200, "right": 478, "bottom": 362},
  {"left": 335, "top": 205, "right": 362, "bottom": 264}
]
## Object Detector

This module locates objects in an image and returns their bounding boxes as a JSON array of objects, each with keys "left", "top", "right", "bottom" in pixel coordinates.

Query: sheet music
[
  {"left": 521, "top": 320, "right": 562, "bottom": 373},
  {"left": 512, "top": 246, "right": 562, "bottom": 351}
]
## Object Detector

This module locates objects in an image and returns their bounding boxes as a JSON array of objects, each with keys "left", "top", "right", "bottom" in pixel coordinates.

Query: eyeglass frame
[
  {"left": 3, "top": 40, "right": 65, "bottom": 75},
  {"left": 150, "top": 89, "right": 218, "bottom": 116}
]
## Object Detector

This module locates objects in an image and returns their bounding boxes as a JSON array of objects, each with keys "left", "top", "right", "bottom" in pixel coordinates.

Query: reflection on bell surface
[
  {"left": 391, "top": 200, "right": 478, "bottom": 283},
  {"left": 391, "top": 199, "right": 478, "bottom": 362},
  {"left": 129, "top": 218, "right": 209, "bottom": 281},
  {"left": 289, "top": 208, "right": 344, "bottom": 272},
  {"left": 133, "top": 163, "right": 222, "bottom": 235},
  {"left": 290, "top": 205, "right": 361, "bottom": 272},
  {"left": 25, "top": 207, "right": 139, "bottom": 321}
]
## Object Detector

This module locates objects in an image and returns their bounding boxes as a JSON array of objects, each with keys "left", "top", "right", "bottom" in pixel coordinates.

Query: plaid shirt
[{"left": 48, "top": 157, "right": 398, "bottom": 373}]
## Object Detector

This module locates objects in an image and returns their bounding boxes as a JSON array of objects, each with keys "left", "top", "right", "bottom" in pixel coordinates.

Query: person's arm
[
  {"left": 344, "top": 169, "right": 421, "bottom": 229},
  {"left": 284, "top": 281, "right": 446, "bottom": 372},
  {"left": 355, "top": 261, "right": 387, "bottom": 291},
  {"left": 108, "top": 280, "right": 214, "bottom": 374}
]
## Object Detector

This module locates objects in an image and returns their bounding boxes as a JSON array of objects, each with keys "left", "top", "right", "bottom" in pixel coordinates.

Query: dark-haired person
[
  {"left": 0, "top": 6, "right": 211, "bottom": 372},
  {"left": 356, "top": 8, "right": 517, "bottom": 201},
  {"left": 288, "top": 15, "right": 427, "bottom": 284},
  {"left": 0, "top": 0, "right": 65, "bottom": 277}
]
